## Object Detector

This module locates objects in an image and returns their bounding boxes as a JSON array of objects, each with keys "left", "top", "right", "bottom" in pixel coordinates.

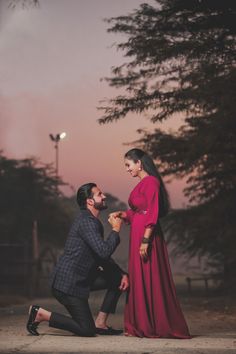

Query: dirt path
[{"left": 0, "top": 293, "right": 235, "bottom": 354}]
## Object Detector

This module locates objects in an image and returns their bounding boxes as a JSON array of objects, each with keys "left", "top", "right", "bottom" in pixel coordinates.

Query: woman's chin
[{"left": 128, "top": 171, "right": 138, "bottom": 177}]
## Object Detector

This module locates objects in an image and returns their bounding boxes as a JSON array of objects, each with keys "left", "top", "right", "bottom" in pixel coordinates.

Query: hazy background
[{"left": 0, "top": 0, "right": 187, "bottom": 207}]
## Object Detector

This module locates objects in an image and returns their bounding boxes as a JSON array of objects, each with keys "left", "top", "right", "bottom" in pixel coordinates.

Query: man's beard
[{"left": 93, "top": 200, "right": 108, "bottom": 210}]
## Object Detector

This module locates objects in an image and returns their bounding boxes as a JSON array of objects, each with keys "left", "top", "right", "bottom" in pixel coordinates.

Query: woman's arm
[
  {"left": 139, "top": 177, "right": 160, "bottom": 259},
  {"left": 139, "top": 227, "right": 153, "bottom": 259},
  {"left": 109, "top": 209, "right": 135, "bottom": 224}
]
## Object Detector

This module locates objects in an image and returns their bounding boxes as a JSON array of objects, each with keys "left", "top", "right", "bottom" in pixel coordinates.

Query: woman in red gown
[{"left": 113, "top": 148, "right": 190, "bottom": 338}]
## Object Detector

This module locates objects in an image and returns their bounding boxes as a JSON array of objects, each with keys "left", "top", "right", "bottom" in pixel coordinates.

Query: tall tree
[
  {"left": 0, "top": 152, "right": 73, "bottom": 246},
  {"left": 99, "top": 0, "right": 236, "bottom": 283}
]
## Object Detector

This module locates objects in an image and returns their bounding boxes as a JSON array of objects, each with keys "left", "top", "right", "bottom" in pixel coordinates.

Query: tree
[
  {"left": 0, "top": 152, "right": 73, "bottom": 246},
  {"left": 8, "top": 0, "right": 39, "bottom": 9},
  {"left": 99, "top": 0, "right": 236, "bottom": 283}
]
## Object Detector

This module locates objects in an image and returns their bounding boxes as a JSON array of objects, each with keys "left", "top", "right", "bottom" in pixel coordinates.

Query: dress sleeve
[
  {"left": 142, "top": 177, "right": 160, "bottom": 228},
  {"left": 123, "top": 209, "right": 135, "bottom": 224}
]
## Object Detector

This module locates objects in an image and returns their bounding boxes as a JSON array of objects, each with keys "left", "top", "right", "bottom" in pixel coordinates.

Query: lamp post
[{"left": 49, "top": 132, "right": 66, "bottom": 179}]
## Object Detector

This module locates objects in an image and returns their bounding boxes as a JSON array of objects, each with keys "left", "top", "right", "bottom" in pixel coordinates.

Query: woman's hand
[
  {"left": 109, "top": 211, "right": 127, "bottom": 219},
  {"left": 139, "top": 243, "right": 149, "bottom": 260}
]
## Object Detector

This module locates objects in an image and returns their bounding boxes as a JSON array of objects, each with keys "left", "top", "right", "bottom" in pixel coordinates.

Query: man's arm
[{"left": 78, "top": 217, "right": 120, "bottom": 259}]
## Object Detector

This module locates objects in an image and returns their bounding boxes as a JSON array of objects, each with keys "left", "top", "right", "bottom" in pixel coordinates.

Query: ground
[{"left": 0, "top": 291, "right": 236, "bottom": 354}]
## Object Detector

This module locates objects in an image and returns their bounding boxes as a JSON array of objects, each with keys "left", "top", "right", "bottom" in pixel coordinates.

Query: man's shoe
[
  {"left": 26, "top": 305, "right": 40, "bottom": 335},
  {"left": 95, "top": 326, "right": 123, "bottom": 335}
]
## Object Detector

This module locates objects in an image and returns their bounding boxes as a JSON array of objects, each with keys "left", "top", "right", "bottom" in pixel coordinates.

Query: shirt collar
[{"left": 80, "top": 208, "right": 97, "bottom": 219}]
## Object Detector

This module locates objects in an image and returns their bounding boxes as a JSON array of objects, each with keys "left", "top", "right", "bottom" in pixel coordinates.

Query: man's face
[{"left": 90, "top": 186, "right": 107, "bottom": 210}]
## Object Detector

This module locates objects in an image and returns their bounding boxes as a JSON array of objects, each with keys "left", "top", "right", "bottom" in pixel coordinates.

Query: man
[{"left": 26, "top": 182, "right": 129, "bottom": 336}]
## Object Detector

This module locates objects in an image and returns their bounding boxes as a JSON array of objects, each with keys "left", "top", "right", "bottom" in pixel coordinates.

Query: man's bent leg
[
  {"left": 93, "top": 270, "right": 124, "bottom": 334},
  {"left": 50, "top": 288, "right": 96, "bottom": 337},
  {"left": 91, "top": 265, "right": 123, "bottom": 329},
  {"left": 98, "top": 266, "right": 123, "bottom": 314}
]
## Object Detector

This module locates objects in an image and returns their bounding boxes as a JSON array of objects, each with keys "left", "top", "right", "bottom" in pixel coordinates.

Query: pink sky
[{"left": 0, "top": 0, "right": 187, "bottom": 207}]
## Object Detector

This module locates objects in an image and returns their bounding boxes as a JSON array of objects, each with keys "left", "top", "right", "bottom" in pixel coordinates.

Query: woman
[{"left": 112, "top": 148, "right": 191, "bottom": 338}]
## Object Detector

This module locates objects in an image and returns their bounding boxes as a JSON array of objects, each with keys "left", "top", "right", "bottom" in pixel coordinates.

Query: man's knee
[
  {"left": 75, "top": 326, "right": 96, "bottom": 337},
  {"left": 110, "top": 272, "right": 122, "bottom": 289},
  {"left": 80, "top": 329, "right": 96, "bottom": 337},
  {"left": 71, "top": 319, "right": 96, "bottom": 337}
]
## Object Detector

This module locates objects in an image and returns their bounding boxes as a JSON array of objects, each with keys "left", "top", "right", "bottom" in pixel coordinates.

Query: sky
[{"left": 0, "top": 0, "right": 187, "bottom": 207}]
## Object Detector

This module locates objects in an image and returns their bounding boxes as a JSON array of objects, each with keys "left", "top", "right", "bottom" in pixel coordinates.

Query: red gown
[{"left": 124, "top": 175, "right": 191, "bottom": 338}]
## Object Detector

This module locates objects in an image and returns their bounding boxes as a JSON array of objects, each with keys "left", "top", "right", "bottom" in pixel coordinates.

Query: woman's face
[{"left": 124, "top": 158, "right": 141, "bottom": 177}]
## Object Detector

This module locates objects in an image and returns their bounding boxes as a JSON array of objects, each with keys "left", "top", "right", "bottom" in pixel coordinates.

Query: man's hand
[
  {"left": 108, "top": 214, "right": 123, "bottom": 232},
  {"left": 119, "top": 274, "right": 129, "bottom": 291}
]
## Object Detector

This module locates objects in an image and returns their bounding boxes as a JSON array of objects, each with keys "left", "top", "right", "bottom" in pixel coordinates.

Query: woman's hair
[
  {"left": 77, "top": 182, "right": 97, "bottom": 209},
  {"left": 124, "top": 148, "right": 170, "bottom": 217}
]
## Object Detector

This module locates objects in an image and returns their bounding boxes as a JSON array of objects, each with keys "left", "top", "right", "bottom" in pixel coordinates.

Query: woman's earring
[{"left": 139, "top": 167, "right": 142, "bottom": 171}]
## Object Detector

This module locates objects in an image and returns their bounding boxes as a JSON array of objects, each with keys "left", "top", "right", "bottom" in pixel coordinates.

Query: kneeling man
[{"left": 26, "top": 182, "right": 128, "bottom": 336}]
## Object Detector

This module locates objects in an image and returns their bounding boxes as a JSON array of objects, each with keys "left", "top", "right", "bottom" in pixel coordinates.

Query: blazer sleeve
[
  {"left": 78, "top": 217, "right": 120, "bottom": 259},
  {"left": 142, "top": 176, "right": 160, "bottom": 228}
]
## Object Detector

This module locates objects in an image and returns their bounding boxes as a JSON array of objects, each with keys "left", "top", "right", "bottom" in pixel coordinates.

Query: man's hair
[{"left": 76, "top": 183, "right": 97, "bottom": 209}]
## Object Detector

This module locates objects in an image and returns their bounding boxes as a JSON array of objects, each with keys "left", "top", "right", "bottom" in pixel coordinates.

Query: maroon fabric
[{"left": 124, "top": 176, "right": 191, "bottom": 338}]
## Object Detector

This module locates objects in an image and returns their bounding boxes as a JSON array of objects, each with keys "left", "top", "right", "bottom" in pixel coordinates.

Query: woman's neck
[{"left": 138, "top": 171, "right": 149, "bottom": 180}]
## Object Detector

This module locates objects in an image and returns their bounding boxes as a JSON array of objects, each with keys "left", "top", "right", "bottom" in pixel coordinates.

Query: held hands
[
  {"left": 109, "top": 211, "right": 127, "bottom": 219},
  {"left": 108, "top": 211, "right": 127, "bottom": 232},
  {"left": 119, "top": 274, "right": 129, "bottom": 291},
  {"left": 108, "top": 214, "right": 123, "bottom": 232}
]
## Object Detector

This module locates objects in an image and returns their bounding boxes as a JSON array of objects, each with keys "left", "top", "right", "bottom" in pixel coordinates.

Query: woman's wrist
[
  {"left": 119, "top": 211, "right": 127, "bottom": 219},
  {"left": 141, "top": 236, "right": 151, "bottom": 244}
]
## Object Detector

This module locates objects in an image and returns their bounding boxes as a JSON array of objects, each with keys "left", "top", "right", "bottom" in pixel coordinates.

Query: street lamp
[{"left": 49, "top": 132, "right": 66, "bottom": 179}]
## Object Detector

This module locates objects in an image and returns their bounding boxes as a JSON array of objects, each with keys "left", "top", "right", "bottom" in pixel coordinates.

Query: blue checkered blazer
[{"left": 51, "top": 209, "right": 121, "bottom": 298}]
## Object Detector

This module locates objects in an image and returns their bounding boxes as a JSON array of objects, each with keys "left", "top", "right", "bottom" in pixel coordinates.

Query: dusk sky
[{"left": 0, "top": 0, "right": 187, "bottom": 207}]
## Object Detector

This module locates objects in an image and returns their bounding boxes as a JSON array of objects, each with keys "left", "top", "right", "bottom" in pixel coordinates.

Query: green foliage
[
  {"left": 100, "top": 0, "right": 236, "bottom": 124},
  {"left": 100, "top": 0, "right": 236, "bottom": 279},
  {"left": 0, "top": 152, "right": 73, "bottom": 246},
  {"left": 165, "top": 190, "right": 236, "bottom": 274}
]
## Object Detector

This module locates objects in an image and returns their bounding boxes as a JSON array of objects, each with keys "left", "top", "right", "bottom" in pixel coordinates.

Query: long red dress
[{"left": 124, "top": 175, "right": 191, "bottom": 338}]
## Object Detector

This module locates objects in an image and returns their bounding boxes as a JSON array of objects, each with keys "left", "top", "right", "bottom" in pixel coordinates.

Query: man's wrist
[{"left": 112, "top": 227, "right": 120, "bottom": 233}]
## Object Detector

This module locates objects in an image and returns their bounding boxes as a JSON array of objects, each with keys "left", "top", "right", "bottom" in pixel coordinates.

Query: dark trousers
[{"left": 49, "top": 265, "right": 122, "bottom": 336}]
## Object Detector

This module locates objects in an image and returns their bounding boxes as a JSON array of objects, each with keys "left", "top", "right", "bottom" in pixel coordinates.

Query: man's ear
[{"left": 87, "top": 198, "right": 94, "bottom": 207}]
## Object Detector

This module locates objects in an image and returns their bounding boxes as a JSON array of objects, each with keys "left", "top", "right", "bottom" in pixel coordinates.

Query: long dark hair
[{"left": 124, "top": 148, "right": 170, "bottom": 217}]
